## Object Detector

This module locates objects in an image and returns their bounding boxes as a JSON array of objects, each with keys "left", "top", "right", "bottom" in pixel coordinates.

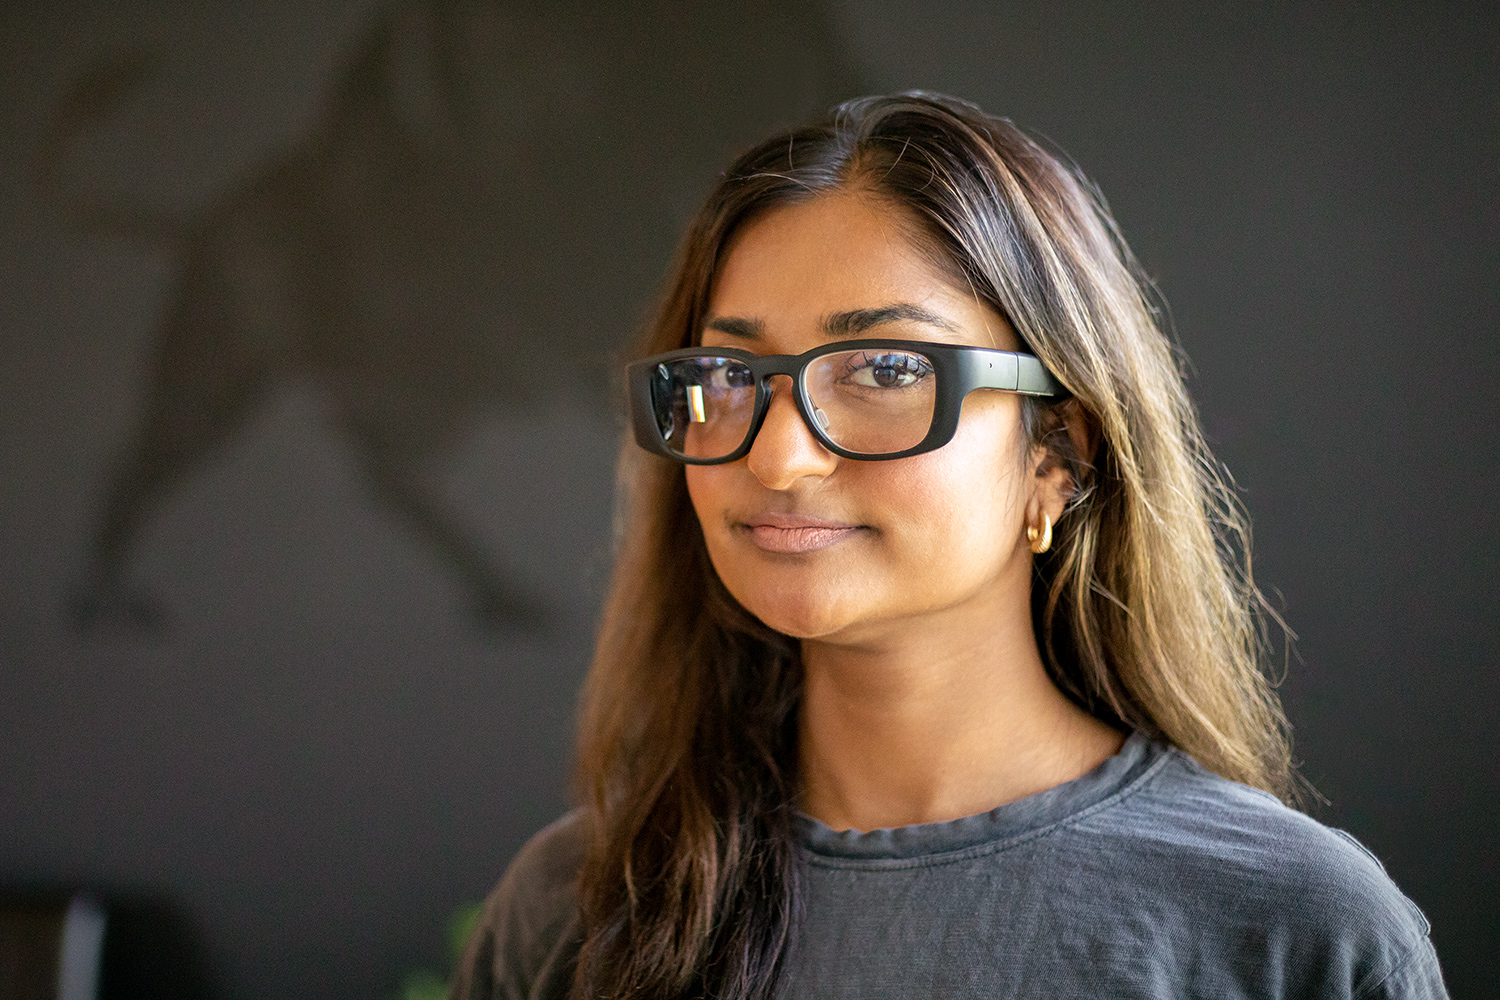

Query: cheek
[
  {"left": 880, "top": 407, "right": 1027, "bottom": 563},
  {"left": 683, "top": 468, "right": 740, "bottom": 599},
  {"left": 684, "top": 466, "right": 721, "bottom": 535},
  {"left": 685, "top": 465, "right": 746, "bottom": 579}
]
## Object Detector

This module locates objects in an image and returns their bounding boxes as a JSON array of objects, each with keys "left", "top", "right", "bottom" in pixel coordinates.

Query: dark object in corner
[{"left": 0, "top": 893, "right": 105, "bottom": 1000}]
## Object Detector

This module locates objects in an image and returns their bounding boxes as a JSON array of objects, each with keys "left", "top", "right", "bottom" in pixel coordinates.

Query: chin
[{"left": 730, "top": 585, "right": 864, "bottom": 641}]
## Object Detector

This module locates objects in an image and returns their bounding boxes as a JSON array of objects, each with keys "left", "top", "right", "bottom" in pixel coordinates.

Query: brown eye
[{"left": 845, "top": 352, "right": 932, "bottom": 390}]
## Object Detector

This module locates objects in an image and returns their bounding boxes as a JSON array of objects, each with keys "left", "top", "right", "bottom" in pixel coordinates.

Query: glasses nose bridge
[
  {"left": 755, "top": 350, "right": 810, "bottom": 387},
  {"left": 757, "top": 368, "right": 804, "bottom": 417},
  {"left": 751, "top": 366, "right": 822, "bottom": 446},
  {"left": 759, "top": 368, "right": 798, "bottom": 394}
]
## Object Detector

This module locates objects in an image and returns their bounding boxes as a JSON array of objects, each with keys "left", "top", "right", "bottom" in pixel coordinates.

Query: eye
[
  {"left": 705, "top": 361, "right": 754, "bottom": 390},
  {"left": 843, "top": 351, "right": 933, "bottom": 389}
]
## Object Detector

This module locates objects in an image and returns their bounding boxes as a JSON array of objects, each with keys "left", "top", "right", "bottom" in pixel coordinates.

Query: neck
[{"left": 796, "top": 585, "right": 1123, "bottom": 832}]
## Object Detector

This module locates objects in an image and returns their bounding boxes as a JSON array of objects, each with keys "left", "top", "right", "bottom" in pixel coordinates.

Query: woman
[{"left": 453, "top": 93, "right": 1445, "bottom": 999}]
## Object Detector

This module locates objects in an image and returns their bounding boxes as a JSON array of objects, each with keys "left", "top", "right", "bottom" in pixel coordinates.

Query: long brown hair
[{"left": 571, "top": 92, "right": 1293, "bottom": 1000}]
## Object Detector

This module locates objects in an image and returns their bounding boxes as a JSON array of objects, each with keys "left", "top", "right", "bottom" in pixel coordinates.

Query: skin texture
[{"left": 687, "top": 190, "right": 1123, "bottom": 832}]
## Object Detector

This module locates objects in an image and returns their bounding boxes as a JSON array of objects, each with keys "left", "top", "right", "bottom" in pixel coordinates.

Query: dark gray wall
[{"left": 1, "top": 2, "right": 1494, "bottom": 998}]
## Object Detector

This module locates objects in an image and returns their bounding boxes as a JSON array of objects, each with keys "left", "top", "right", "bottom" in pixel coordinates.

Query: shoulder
[
  {"left": 1060, "top": 745, "right": 1445, "bottom": 997},
  {"left": 1095, "top": 746, "right": 1423, "bottom": 928},
  {"left": 451, "top": 810, "right": 588, "bottom": 1000}
]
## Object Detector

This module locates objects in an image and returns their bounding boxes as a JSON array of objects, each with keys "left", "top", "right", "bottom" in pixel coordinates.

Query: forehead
[{"left": 707, "top": 191, "right": 1014, "bottom": 350}]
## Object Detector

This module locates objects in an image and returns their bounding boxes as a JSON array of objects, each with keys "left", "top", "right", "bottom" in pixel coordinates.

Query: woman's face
[{"left": 686, "top": 190, "right": 1049, "bottom": 644}]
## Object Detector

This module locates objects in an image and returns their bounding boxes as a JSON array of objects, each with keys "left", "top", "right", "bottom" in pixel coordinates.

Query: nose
[{"left": 745, "top": 375, "right": 838, "bottom": 489}]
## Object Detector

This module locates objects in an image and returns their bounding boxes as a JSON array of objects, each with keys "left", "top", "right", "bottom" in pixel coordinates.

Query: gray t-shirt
[{"left": 452, "top": 733, "right": 1447, "bottom": 999}]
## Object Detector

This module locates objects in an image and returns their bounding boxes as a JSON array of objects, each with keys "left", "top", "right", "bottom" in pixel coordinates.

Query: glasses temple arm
[
  {"left": 965, "top": 350, "right": 1065, "bottom": 397},
  {"left": 1016, "top": 353, "right": 1065, "bottom": 397}
]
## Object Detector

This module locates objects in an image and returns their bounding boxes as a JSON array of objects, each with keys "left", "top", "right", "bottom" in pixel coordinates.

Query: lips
[{"left": 739, "top": 511, "right": 865, "bottom": 554}]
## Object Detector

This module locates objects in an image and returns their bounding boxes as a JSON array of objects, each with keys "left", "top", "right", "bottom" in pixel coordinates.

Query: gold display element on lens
[{"left": 687, "top": 384, "right": 706, "bottom": 423}]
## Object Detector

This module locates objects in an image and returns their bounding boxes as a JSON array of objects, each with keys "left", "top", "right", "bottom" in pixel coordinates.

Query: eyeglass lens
[{"left": 651, "top": 348, "right": 938, "bottom": 460}]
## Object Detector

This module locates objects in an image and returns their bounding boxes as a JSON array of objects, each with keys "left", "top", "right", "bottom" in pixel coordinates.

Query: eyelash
[{"left": 841, "top": 352, "right": 932, "bottom": 379}]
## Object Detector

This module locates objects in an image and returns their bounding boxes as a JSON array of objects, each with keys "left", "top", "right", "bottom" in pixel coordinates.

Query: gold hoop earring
[{"left": 1027, "top": 512, "right": 1053, "bottom": 554}]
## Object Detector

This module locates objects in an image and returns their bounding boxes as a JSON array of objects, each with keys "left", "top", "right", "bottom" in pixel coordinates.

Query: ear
[{"left": 1028, "top": 398, "right": 1098, "bottom": 527}]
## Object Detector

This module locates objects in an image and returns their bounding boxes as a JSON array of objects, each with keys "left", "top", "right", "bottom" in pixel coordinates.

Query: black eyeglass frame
[{"left": 627, "top": 338, "right": 1066, "bottom": 464}]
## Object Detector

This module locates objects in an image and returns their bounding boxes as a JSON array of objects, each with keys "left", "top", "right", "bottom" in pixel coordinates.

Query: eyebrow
[{"left": 703, "top": 302, "right": 961, "bottom": 342}]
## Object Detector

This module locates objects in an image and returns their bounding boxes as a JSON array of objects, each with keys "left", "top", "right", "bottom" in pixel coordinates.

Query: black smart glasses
[{"left": 627, "top": 339, "right": 1064, "bottom": 464}]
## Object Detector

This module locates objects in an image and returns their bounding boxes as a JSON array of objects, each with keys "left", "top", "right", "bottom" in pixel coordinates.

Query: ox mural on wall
[{"left": 43, "top": 0, "right": 860, "bottom": 631}]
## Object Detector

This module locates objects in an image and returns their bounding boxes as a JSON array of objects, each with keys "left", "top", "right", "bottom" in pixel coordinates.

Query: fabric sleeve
[
  {"left": 1356, "top": 934, "right": 1449, "bottom": 1000},
  {"left": 1095, "top": 753, "right": 1451, "bottom": 1000},
  {"left": 450, "top": 811, "right": 587, "bottom": 1000},
  {"left": 1320, "top": 829, "right": 1449, "bottom": 1000}
]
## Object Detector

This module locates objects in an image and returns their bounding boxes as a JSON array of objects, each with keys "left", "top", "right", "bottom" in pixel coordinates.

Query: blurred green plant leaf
[
  {"left": 391, "top": 900, "right": 483, "bottom": 1000},
  {"left": 446, "top": 901, "right": 483, "bottom": 967},
  {"left": 399, "top": 969, "right": 447, "bottom": 1000}
]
